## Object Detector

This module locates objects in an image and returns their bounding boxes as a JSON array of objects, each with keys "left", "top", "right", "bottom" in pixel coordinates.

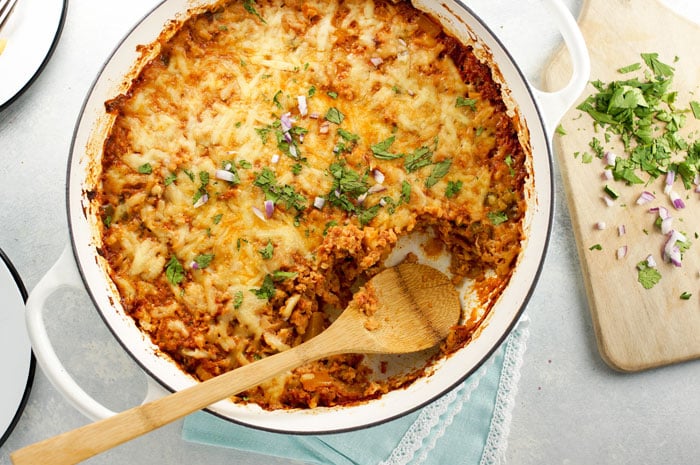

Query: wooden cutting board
[{"left": 543, "top": 0, "right": 700, "bottom": 371}]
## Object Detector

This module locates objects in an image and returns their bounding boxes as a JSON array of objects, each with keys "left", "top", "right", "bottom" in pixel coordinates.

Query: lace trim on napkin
[{"left": 379, "top": 317, "right": 530, "bottom": 465}]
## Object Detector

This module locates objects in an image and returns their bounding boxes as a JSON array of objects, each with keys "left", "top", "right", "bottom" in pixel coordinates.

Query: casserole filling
[{"left": 95, "top": 0, "right": 529, "bottom": 409}]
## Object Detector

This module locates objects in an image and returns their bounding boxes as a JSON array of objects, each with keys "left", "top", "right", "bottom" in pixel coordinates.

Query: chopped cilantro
[
  {"left": 617, "top": 62, "right": 641, "bottom": 73},
  {"left": 680, "top": 291, "right": 692, "bottom": 300},
  {"left": 212, "top": 214, "right": 223, "bottom": 224},
  {"left": 325, "top": 107, "right": 344, "bottom": 124},
  {"left": 555, "top": 124, "right": 567, "bottom": 135},
  {"left": 425, "top": 159, "right": 452, "bottom": 188},
  {"left": 487, "top": 211, "right": 508, "bottom": 226},
  {"left": 404, "top": 146, "right": 432, "bottom": 172},
  {"left": 326, "top": 162, "right": 368, "bottom": 213},
  {"left": 138, "top": 163, "right": 153, "bottom": 174},
  {"left": 400, "top": 180, "right": 411, "bottom": 204},
  {"left": 327, "top": 91, "right": 339, "bottom": 99},
  {"left": 371, "top": 136, "right": 403, "bottom": 160},
  {"left": 272, "top": 90, "right": 284, "bottom": 109},
  {"left": 576, "top": 53, "right": 700, "bottom": 190},
  {"left": 251, "top": 274, "right": 276, "bottom": 299},
  {"left": 243, "top": 0, "right": 266, "bottom": 24},
  {"left": 254, "top": 168, "right": 307, "bottom": 211},
  {"left": 690, "top": 101, "right": 700, "bottom": 119},
  {"left": 641, "top": 52, "right": 675, "bottom": 77},
  {"left": 456, "top": 96, "right": 477, "bottom": 110},
  {"left": 445, "top": 180, "right": 463, "bottom": 198},
  {"left": 255, "top": 127, "right": 271, "bottom": 145},
  {"left": 233, "top": 291, "right": 244, "bottom": 309},
  {"left": 636, "top": 260, "right": 661, "bottom": 289},
  {"left": 164, "top": 173, "right": 177, "bottom": 186},
  {"left": 194, "top": 253, "right": 214, "bottom": 269},
  {"left": 259, "top": 241, "right": 274, "bottom": 260},
  {"left": 251, "top": 271, "right": 296, "bottom": 299},
  {"left": 358, "top": 204, "right": 382, "bottom": 227},
  {"left": 165, "top": 255, "right": 185, "bottom": 285},
  {"left": 589, "top": 244, "right": 603, "bottom": 251}
]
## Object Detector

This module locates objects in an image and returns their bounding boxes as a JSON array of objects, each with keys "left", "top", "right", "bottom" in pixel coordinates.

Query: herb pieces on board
[{"left": 572, "top": 53, "right": 699, "bottom": 294}]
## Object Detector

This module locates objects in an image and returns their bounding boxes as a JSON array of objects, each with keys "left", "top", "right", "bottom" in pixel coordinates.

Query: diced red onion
[
  {"left": 594, "top": 222, "right": 606, "bottom": 230},
  {"left": 370, "top": 56, "right": 383, "bottom": 67},
  {"left": 379, "top": 198, "right": 387, "bottom": 207},
  {"left": 657, "top": 206, "right": 670, "bottom": 220},
  {"left": 645, "top": 255, "right": 657, "bottom": 268},
  {"left": 368, "top": 184, "right": 387, "bottom": 194},
  {"left": 398, "top": 38, "right": 407, "bottom": 47},
  {"left": 668, "top": 247, "right": 683, "bottom": 267},
  {"left": 636, "top": 191, "right": 655, "bottom": 205},
  {"left": 264, "top": 200, "right": 275, "bottom": 218},
  {"left": 280, "top": 112, "right": 294, "bottom": 132},
  {"left": 601, "top": 169, "right": 613, "bottom": 181},
  {"left": 604, "top": 151, "right": 617, "bottom": 167},
  {"left": 193, "top": 193, "right": 208, "bottom": 208},
  {"left": 669, "top": 191, "right": 685, "bottom": 209},
  {"left": 215, "top": 169, "right": 236, "bottom": 182},
  {"left": 664, "top": 170, "right": 675, "bottom": 194},
  {"left": 190, "top": 261, "right": 199, "bottom": 270},
  {"left": 618, "top": 225, "right": 626, "bottom": 236},
  {"left": 661, "top": 217, "right": 673, "bottom": 235},
  {"left": 616, "top": 246, "right": 628, "bottom": 260},
  {"left": 289, "top": 144, "right": 298, "bottom": 158},
  {"left": 372, "top": 168, "right": 385, "bottom": 184},
  {"left": 271, "top": 154, "right": 280, "bottom": 164},
  {"left": 319, "top": 122, "right": 330, "bottom": 134},
  {"left": 357, "top": 192, "right": 368, "bottom": 205},
  {"left": 663, "top": 230, "right": 687, "bottom": 267},
  {"left": 602, "top": 196, "right": 614, "bottom": 207},
  {"left": 252, "top": 206, "right": 266, "bottom": 221},
  {"left": 309, "top": 112, "right": 321, "bottom": 119},
  {"left": 297, "top": 95, "right": 308, "bottom": 116},
  {"left": 223, "top": 162, "right": 233, "bottom": 171},
  {"left": 313, "top": 196, "right": 325, "bottom": 209}
]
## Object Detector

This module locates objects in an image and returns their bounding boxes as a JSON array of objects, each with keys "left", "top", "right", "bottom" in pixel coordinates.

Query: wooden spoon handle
[{"left": 10, "top": 331, "right": 338, "bottom": 465}]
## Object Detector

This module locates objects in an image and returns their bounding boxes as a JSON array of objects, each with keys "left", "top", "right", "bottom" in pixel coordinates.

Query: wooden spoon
[{"left": 11, "top": 263, "right": 461, "bottom": 465}]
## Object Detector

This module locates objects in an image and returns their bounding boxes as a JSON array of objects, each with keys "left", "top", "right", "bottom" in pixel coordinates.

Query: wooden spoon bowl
[{"left": 11, "top": 263, "right": 461, "bottom": 465}]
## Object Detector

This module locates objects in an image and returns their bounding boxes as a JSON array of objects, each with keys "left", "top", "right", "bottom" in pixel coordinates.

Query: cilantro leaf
[
  {"left": 371, "top": 136, "right": 403, "bottom": 160},
  {"left": 194, "top": 253, "right": 214, "bottom": 269},
  {"left": 138, "top": 163, "right": 153, "bottom": 174},
  {"left": 487, "top": 211, "right": 508, "bottom": 226},
  {"left": 636, "top": 261, "right": 661, "bottom": 289},
  {"left": 165, "top": 255, "right": 185, "bottom": 285},
  {"left": 425, "top": 159, "right": 452, "bottom": 188},
  {"left": 404, "top": 146, "right": 432, "bottom": 172},
  {"left": 243, "top": 0, "right": 266, "bottom": 24},
  {"left": 325, "top": 107, "right": 344, "bottom": 125}
]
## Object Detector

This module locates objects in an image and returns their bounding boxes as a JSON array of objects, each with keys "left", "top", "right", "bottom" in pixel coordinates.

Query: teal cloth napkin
[{"left": 182, "top": 317, "right": 529, "bottom": 465}]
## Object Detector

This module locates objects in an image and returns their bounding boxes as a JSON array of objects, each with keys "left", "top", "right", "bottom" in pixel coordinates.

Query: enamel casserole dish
[{"left": 26, "top": 0, "right": 589, "bottom": 433}]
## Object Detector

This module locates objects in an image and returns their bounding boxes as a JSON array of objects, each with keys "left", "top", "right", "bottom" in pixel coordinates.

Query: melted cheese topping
[{"left": 97, "top": 0, "right": 529, "bottom": 409}]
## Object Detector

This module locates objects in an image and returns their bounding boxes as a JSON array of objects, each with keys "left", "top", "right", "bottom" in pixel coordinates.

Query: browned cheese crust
[{"left": 96, "top": 0, "right": 528, "bottom": 409}]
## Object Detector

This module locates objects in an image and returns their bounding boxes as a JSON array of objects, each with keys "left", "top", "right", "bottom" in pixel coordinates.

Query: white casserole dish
[{"left": 25, "top": 0, "right": 589, "bottom": 434}]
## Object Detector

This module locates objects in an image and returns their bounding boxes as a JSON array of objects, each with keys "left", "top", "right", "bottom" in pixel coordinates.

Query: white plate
[
  {"left": 0, "top": 248, "right": 34, "bottom": 446},
  {"left": 0, "top": 0, "right": 67, "bottom": 109}
]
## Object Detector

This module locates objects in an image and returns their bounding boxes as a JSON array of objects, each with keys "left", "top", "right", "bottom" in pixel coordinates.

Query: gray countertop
[{"left": 1, "top": 1, "right": 698, "bottom": 464}]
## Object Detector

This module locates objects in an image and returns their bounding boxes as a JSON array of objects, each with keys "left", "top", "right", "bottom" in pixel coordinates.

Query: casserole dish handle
[
  {"left": 535, "top": 0, "right": 590, "bottom": 137},
  {"left": 25, "top": 244, "right": 163, "bottom": 420}
]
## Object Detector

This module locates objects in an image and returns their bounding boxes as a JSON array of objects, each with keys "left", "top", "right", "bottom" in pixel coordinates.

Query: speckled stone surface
[{"left": 1, "top": 1, "right": 698, "bottom": 464}]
